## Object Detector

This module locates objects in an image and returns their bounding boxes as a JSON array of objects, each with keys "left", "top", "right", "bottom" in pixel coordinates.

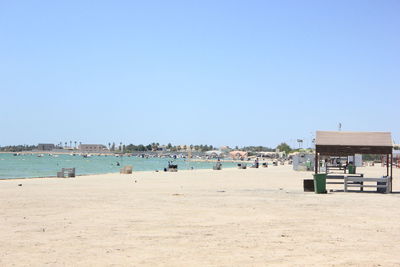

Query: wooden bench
[
  {"left": 120, "top": 165, "right": 133, "bottom": 174},
  {"left": 57, "top": 168, "right": 75, "bottom": 178},
  {"left": 344, "top": 176, "right": 391, "bottom": 193}
]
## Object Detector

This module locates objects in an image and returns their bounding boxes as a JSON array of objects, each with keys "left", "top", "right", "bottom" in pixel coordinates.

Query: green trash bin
[
  {"left": 348, "top": 165, "right": 356, "bottom": 174},
  {"left": 313, "top": 173, "right": 327, "bottom": 194}
]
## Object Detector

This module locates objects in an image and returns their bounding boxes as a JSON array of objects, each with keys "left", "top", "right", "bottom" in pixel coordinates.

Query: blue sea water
[{"left": 0, "top": 153, "right": 237, "bottom": 179}]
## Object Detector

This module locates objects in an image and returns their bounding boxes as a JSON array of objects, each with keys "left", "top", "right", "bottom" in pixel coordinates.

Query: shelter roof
[{"left": 315, "top": 131, "right": 392, "bottom": 155}]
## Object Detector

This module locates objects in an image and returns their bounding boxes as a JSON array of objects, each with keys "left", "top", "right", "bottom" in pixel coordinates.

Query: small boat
[{"left": 37, "top": 154, "right": 44, "bottom": 157}]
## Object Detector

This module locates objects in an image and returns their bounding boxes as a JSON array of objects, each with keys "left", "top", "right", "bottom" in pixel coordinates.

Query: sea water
[{"left": 0, "top": 153, "right": 238, "bottom": 179}]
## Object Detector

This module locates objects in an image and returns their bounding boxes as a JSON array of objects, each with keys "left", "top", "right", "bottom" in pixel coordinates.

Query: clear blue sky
[{"left": 1, "top": 0, "right": 399, "bottom": 148}]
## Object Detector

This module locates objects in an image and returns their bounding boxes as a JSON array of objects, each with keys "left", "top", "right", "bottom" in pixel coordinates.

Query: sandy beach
[{"left": 1, "top": 165, "right": 399, "bottom": 266}]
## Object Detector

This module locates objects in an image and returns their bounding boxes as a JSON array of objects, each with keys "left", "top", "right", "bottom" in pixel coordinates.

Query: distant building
[
  {"left": 38, "top": 143, "right": 55, "bottom": 151},
  {"left": 393, "top": 147, "right": 400, "bottom": 161},
  {"left": 79, "top": 144, "right": 108, "bottom": 153},
  {"left": 292, "top": 152, "right": 315, "bottom": 171},
  {"left": 158, "top": 145, "right": 167, "bottom": 151},
  {"left": 229, "top": 151, "right": 248, "bottom": 159}
]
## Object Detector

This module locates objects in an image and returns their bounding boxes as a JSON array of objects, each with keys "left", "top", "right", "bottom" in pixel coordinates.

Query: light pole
[{"left": 297, "top": 139, "right": 303, "bottom": 149}]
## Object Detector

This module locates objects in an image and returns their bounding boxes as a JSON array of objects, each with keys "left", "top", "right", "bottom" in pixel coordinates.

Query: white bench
[
  {"left": 344, "top": 176, "right": 391, "bottom": 193},
  {"left": 326, "top": 174, "right": 363, "bottom": 185}
]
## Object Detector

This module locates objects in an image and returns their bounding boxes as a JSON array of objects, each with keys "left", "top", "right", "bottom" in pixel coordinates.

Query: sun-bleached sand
[{"left": 0, "top": 165, "right": 399, "bottom": 266}]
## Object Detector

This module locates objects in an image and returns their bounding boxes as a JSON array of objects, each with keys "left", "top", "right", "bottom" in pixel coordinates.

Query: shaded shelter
[
  {"left": 205, "top": 150, "right": 223, "bottom": 157},
  {"left": 315, "top": 131, "right": 393, "bottom": 191}
]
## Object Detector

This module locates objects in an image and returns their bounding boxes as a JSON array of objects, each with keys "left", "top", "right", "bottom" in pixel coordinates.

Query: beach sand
[{"left": 0, "top": 165, "right": 399, "bottom": 266}]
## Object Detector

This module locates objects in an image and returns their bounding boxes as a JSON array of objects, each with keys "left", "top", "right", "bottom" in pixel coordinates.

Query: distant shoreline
[
  {"left": 0, "top": 151, "right": 276, "bottom": 163},
  {"left": 0, "top": 171, "right": 118, "bottom": 181},
  {"left": 0, "top": 151, "right": 115, "bottom": 155},
  {"left": 0, "top": 152, "right": 276, "bottom": 180}
]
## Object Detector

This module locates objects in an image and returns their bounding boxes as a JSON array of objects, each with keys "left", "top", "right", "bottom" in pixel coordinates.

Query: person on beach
[
  {"left": 216, "top": 158, "right": 222, "bottom": 169},
  {"left": 254, "top": 158, "right": 259, "bottom": 168}
]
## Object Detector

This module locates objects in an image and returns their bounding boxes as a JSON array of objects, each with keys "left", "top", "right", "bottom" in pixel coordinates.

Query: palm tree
[
  {"left": 74, "top": 141, "right": 77, "bottom": 149},
  {"left": 64, "top": 142, "right": 67, "bottom": 148},
  {"left": 120, "top": 142, "right": 123, "bottom": 152},
  {"left": 69, "top": 141, "right": 72, "bottom": 148}
]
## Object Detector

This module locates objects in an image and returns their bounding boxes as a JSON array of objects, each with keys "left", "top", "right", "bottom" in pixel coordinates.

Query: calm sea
[{"left": 0, "top": 153, "right": 238, "bottom": 179}]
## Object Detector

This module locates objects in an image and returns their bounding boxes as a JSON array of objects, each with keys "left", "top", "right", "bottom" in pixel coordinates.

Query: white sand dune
[{"left": 0, "top": 165, "right": 399, "bottom": 266}]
